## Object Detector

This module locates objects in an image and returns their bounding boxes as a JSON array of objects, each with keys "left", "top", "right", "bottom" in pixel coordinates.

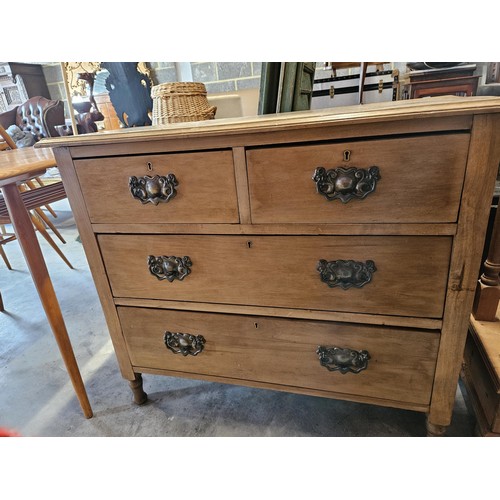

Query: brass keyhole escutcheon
[{"left": 343, "top": 150, "right": 351, "bottom": 162}]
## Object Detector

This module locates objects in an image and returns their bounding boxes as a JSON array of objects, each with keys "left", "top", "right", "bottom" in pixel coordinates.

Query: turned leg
[
  {"left": 473, "top": 203, "right": 500, "bottom": 320},
  {"left": 426, "top": 416, "right": 447, "bottom": 437},
  {"left": 129, "top": 373, "right": 148, "bottom": 405}
]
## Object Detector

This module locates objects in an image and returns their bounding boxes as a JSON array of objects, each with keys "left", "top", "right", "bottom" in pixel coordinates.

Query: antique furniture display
[
  {"left": 38, "top": 96, "right": 500, "bottom": 436},
  {"left": 312, "top": 62, "right": 398, "bottom": 105},
  {"left": 0, "top": 63, "right": 51, "bottom": 113},
  {"left": 405, "top": 64, "right": 480, "bottom": 99},
  {"left": 0, "top": 146, "right": 91, "bottom": 417},
  {"left": 462, "top": 308, "right": 500, "bottom": 436},
  {"left": 461, "top": 191, "right": 500, "bottom": 436}
]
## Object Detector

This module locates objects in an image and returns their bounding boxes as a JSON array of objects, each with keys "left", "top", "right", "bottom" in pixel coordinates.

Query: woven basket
[{"left": 151, "top": 82, "right": 217, "bottom": 125}]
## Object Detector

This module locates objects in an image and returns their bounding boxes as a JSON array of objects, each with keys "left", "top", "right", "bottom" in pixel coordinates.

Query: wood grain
[
  {"left": 99, "top": 234, "right": 452, "bottom": 318},
  {"left": 247, "top": 134, "right": 469, "bottom": 224},
  {"left": 75, "top": 150, "right": 239, "bottom": 224},
  {"left": 118, "top": 306, "right": 440, "bottom": 406},
  {"left": 428, "top": 113, "right": 500, "bottom": 427},
  {"left": 0, "top": 147, "right": 55, "bottom": 185},
  {"left": 114, "top": 297, "right": 443, "bottom": 330},
  {"left": 36, "top": 95, "right": 500, "bottom": 150},
  {"left": 52, "top": 147, "right": 135, "bottom": 380}
]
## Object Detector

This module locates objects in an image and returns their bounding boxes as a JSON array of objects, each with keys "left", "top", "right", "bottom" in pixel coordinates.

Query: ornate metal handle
[
  {"left": 312, "top": 166, "right": 380, "bottom": 203},
  {"left": 317, "top": 259, "right": 376, "bottom": 289},
  {"left": 148, "top": 255, "right": 192, "bottom": 281},
  {"left": 316, "top": 346, "right": 370, "bottom": 374},
  {"left": 129, "top": 173, "right": 178, "bottom": 205},
  {"left": 164, "top": 332, "right": 205, "bottom": 356}
]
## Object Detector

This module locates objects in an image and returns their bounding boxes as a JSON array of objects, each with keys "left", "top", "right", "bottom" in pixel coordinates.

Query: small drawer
[
  {"left": 247, "top": 134, "right": 469, "bottom": 224},
  {"left": 74, "top": 150, "right": 239, "bottom": 223},
  {"left": 99, "top": 234, "right": 452, "bottom": 318},
  {"left": 118, "top": 307, "right": 440, "bottom": 406}
]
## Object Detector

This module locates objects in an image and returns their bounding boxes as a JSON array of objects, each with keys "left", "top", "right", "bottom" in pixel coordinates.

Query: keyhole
[
  {"left": 343, "top": 150, "right": 351, "bottom": 162},
  {"left": 147, "top": 162, "right": 153, "bottom": 171},
  {"left": 254, "top": 322, "right": 259, "bottom": 329},
  {"left": 247, "top": 241, "right": 252, "bottom": 249}
]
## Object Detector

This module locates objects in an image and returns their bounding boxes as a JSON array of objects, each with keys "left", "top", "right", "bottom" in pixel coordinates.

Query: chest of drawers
[{"left": 40, "top": 96, "right": 500, "bottom": 436}]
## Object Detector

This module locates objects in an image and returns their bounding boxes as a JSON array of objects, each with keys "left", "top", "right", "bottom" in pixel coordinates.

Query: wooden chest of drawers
[{"left": 39, "top": 96, "right": 500, "bottom": 436}]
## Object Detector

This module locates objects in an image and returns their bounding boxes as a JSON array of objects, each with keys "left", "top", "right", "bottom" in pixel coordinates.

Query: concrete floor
[{"left": 0, "top": 200, "right": 478, "bottom": 437}]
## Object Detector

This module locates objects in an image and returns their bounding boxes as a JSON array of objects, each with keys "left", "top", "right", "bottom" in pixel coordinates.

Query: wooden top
[
  {"left": 0, "top": 147, "right": 56, "bottom": 184},
  {"left": 36, "top": 96, "right": 500, "bottom": 150}
]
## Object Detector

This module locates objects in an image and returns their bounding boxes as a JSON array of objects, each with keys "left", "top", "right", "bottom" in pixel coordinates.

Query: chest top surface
[{"left": 36, "top": 96, "right": 500, "bottom": 152}]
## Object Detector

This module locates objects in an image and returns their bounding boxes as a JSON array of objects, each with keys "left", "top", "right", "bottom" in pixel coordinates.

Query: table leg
[{"left": 1, "top": 182, "right": 92, "bottom": 418}]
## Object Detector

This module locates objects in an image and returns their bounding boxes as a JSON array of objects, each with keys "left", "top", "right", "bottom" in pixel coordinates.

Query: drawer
[
  {"left": 117, "top": 307, "right": 440, "bottom": 406},
  {"left": 74, "top": 150, "right": 239, "bottom": 223},
  {"left": 100, "top": 234, "right": 452, "bottom": 318},
  {"left": 247, "top": 134, "right": 469, "bottom": 224}
]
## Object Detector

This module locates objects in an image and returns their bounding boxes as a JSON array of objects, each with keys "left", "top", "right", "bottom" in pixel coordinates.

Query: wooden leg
[
  {"left": 129, "top": 373, "right": 148, "bottom": 405},
  {"left": 30, "top": 212, "right": 73, "bottom": 269},
  {"left": 426, "top": 416, "right": 447, "bottom": 437},
  {"left": 1, "top": 182, "right": 92, "bottom": 418},
  {"left": 0, "top": 244, "right": 12, "bottom": 270},
  {"left": 33, "top": 207, "right": 66, "bottom": 244}
]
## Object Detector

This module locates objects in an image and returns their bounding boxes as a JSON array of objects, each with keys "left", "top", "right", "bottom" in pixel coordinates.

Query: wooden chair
[
  {"left": 0, "top": 125, "right": 73, "bottom": 271},
  {"left": 0, "top": 124, "right": 16, "bottom": 150}
]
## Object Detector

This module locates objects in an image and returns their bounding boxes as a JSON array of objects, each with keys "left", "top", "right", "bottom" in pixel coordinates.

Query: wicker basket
[{"left": 151, "top": 82, "right": 217, "bottom": 125}]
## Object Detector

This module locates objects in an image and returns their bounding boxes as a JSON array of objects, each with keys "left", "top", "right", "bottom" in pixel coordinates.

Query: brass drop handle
[
  {"left": 148, "top": 255, "right": 192, "bottom": 282},
  {"left": 129, "top": 173, "right": 178, "bottom": 205},
  {"left": 316, "top": 346, "right": 370, "bottom": 374},
  {"left": 317, "top": 259, "right": 376, "bottom": 289},
  {"left": 164, "top": 332, "right": 205, "bottom": 356},
  {"left": 312, "top": 166, "right": 380, "bottom": 203}
]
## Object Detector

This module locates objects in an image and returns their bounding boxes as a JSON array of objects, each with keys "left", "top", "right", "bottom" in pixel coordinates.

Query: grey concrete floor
[{"left": 0, "top": 200, "right": 478, "bottom": 437}]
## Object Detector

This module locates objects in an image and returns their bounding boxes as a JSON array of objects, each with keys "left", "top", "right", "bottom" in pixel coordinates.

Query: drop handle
[
  {"left": 164, "top": 332, "right": 206, "bottom": 356},
  {"left": 316, "top": 346, "right": 370, "bottom": 374},
  {"left": 129, "top": 173, "right": 178, "bottom": 205},
  {"left": 312, "top": 166, "right": 380, "bottom": 203},
  {"left": 317, "top": 259, "right": 376, "bottom": 289},
  {"left": 148, "top": 255, "right": 192, "bottom": 282}
]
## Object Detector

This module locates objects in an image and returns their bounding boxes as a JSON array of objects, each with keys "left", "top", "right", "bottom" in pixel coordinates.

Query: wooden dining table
[{"left": 0, "top": 146, "right": 92, "bottom": 418}]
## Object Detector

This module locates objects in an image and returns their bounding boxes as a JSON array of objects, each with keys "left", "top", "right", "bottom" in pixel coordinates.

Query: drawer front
[
  {"left": 74, "top": 150, "right": 239, "bottom": 223},
  {"left": 100, "top": 234, "right": 452, "bottom": 318},
  {"left": 118, "top": 307, "right": 439, "bottom": 406},
  {"left": 247, "top": 134, "right": 469, "bottom": 224}
]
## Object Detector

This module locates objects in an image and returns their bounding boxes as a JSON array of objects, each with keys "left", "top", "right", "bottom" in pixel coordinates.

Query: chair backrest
[{"left": 14, "top": 96, "right": 66, "bottom": 140}]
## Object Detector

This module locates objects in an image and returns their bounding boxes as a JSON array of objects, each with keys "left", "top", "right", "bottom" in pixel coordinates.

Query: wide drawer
[
  {"left": 74, "top": 150, "right": 239, "bottom": 223},
  {"left": 118, "top": 306, "right": 440, "bottom": 406},
  {"left": 247, "top": 134, "right": 469, "bottom": 224},
  {"left": 100, "top": 234, "right": 452, "bottom": 318}
]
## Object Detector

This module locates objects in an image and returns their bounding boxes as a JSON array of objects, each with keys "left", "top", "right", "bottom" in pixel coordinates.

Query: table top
[{"left": 0, "top": 147, "right": 56, "bottom": 185}]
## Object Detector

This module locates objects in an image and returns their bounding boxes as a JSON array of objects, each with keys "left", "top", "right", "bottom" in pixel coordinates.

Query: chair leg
[
  {"left": 33, "top": 207, "right": 66, "bottom": 244},
  {"left": 0, "top": 245, "right": 12, "bottom": 270},
  {"left": 30, "top": 212, "right": 73, "bottom": 269}
]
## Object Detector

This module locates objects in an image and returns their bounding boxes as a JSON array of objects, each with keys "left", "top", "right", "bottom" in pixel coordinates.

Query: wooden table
[{"left": 0, "top": 147, "right": 92, "bottom": 418}]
